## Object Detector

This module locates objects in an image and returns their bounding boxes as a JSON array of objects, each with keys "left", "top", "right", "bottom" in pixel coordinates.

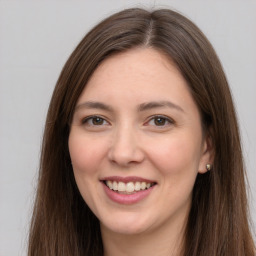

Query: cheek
[
  {"left": 68, "top": 132, "right": 107, "bottom": 208},
  {"left": 147, "top": 132, "right": 202, "bottom": 176},
  {"left": 68, "top": 132, "right": 106, "bottom": 175}
]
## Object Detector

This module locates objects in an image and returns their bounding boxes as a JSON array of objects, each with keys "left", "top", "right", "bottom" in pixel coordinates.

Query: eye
[
  {"left": 146, "top": 115, "right": 174, "bottom": 127},
  {"left": 82, "top": 116, "right": 109, "bottom": 126}
]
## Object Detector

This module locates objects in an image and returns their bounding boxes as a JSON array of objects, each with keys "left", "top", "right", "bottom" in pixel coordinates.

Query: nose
[{"left": 108, "top": 125, "right": 145, "bottom": 167}]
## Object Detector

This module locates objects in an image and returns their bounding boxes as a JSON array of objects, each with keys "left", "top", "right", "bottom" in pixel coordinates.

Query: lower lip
[{"left": 102, "top": 183, "right": 155, "bottom": 205}]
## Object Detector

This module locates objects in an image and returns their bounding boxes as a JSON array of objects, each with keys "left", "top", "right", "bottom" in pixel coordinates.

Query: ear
[{"left": 198, "top": 130, "right": 214, "bottom": 174}]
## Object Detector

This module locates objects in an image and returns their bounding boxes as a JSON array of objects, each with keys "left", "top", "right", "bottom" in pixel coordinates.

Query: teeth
[
  {"left": 118, "top": 182, "right": 126, "bottom": 192},
  {"left": 106, "top": 180, "right": 113, "bottom": 189},
  {"left": 126, "top": 182, "right": 135, "bottom": 193},
  {"left": 113, "top": 181, "right": 118, "bottom": 191},
  {"left": 105, "top": 180, "right": 154, "bottom": 193},
  {"left": 141, "top": 182, "right": 146, "bottom": 190},
  {"left": 134, "top": 181, "right": 140, "bottom": 191}
]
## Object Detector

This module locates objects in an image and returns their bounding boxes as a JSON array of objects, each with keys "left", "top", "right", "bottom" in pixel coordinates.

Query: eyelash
[
  {"left": 81, "top": 115, "right": 174, "bottom": 128},
  {"left": 145, "top": 115, "right": 174, "bottom": 127},
  {"left": 81, "top": 115, "right": 110, "bottom": 126}
]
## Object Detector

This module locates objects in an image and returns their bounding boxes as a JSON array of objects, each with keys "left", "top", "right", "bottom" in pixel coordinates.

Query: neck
[{"left": 101, "top": 215, "right": 186, "bottom": 256}]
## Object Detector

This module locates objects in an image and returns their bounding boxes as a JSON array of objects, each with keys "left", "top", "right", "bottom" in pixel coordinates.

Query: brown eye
[
  {"left": 82, "top": 116, "right": 109, "bottom": 126},
  {"left": 92, "top": 117, "right": 104, "bottom": 125},
  {"left": 154, "top": 117, "right": 167, "bottom": 126},
  {"left": 146, "top": 115, "right": 174, "bottom": 128}
]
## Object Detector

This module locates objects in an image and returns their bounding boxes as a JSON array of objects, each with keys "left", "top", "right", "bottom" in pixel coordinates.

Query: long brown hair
[{"left": 28, "top": 8, "right": 255, "bottom": 256}]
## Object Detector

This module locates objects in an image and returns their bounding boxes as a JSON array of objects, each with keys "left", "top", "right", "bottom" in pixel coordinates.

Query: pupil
[
  {"left": 154, "top": 117, "right": 165, "bottom": 126},
  {"left": 93, "top": 117, "right": 103, "bottom": 125}
]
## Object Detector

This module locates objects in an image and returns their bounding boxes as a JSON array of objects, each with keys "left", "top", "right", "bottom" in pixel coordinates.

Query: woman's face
[{"left": 69, "top": 48, "right": 212, "bottom": 235}]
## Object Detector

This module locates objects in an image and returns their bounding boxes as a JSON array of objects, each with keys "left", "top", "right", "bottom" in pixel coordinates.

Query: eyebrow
[
  {"left": 138, "top": 101, "right": 184, "bottom": 112},
  {"left": 75, "top": 100, "right": 184, "bottom": 113},
  {"left": 75, "top": 101, "right": 114, "bottom": 112}
]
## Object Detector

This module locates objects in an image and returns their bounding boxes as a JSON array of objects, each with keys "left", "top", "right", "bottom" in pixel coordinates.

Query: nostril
[
  {"left": 107, "top": 133, "right": 145, "bottom": 166},
  {"left": 108, "top": 148, "right": 145, "bottom": 166}
]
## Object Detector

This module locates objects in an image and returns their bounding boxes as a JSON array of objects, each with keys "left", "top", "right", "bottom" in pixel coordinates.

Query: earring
[{"left": 206, "top": 164, "right": 212, "bottom": 171}]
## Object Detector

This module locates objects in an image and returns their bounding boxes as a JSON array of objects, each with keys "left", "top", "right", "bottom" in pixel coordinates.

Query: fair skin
[{"left": 69, "top": 48, "right": 213, "bottom": 256}]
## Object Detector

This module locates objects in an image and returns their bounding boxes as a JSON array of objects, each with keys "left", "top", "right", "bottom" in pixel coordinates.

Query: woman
[{"left": 28, "top": 8, "right": 255, "bottom": 256}]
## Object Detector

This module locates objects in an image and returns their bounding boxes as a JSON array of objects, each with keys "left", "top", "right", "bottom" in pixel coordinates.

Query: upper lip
[{"left": 100, "top": 176, "right": 157, "bottom": 183}]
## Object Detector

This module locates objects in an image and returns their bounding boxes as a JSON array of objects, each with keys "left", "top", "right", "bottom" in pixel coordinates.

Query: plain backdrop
[{"left": 0, "top": 1, "right": 255, "bottom": 255}]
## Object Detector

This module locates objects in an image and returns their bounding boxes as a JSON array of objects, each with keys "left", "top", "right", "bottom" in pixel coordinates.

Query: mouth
[
  {"left": 100, "top": 176, "right": 157, "bottom": 205},
  {"left": 103, "top": 180, "right": 156, "bottom": 194}
]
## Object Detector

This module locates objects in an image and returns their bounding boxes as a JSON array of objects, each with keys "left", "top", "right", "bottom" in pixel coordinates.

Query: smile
[
  {"left": 105, "top": 180, "right": 155, "bottom": 194},
  {"left": 101, "top": 176, "right": 157, "bottom": 204}
]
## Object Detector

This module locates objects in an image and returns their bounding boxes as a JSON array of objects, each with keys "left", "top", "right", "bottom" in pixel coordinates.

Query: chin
[
  {"left": 103, "top": 223, "right": 149, "bottom": 236},
  {"left": 100, "top": 213, "right": 153, "bottom": 235}
]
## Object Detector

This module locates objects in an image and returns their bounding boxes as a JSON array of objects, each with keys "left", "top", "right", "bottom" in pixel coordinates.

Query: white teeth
[
  {"left": 134, "top": 181, "right": 141, "bottom": 191},
  {"left": 113, "top": 181, "right": 118, "bottom": 191},
  {"left": 118, "top": 182, "right": 126, "bottom": 192},
  {"left": 106, "top": 180, "right": 113, "bottom": 189},
  {"left": 141, "top": 182, "right": 146, "bottom": 190},
  {"left": 105, "top": 180, "right": 154, "bottom": 193},
  {"left": 126, "top": 182, "right": 135, "bottom": 193}
]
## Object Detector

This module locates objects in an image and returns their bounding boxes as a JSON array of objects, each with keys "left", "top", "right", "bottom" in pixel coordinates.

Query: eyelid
[
  {"left": 144, "top": 115, "right": 175, "bottom": 126},
  {"left": 79, "top": 114, "right": 174, "bottom": 127},
  {"left": 81, "top": 115, "right": 111, "bottom": 126}
]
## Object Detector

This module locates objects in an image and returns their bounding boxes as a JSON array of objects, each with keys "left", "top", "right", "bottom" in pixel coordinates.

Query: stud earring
[{"left": 206, "top": 164, "right": 212, "bottom": 171}]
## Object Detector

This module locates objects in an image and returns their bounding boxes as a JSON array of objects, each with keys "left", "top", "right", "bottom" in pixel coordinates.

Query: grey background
[{"left": 0, "top": 1, "right": 255, "bottom": 255}]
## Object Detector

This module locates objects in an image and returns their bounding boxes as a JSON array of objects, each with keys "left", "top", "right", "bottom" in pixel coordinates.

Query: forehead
[
  {"left": 78, "top": 48, "right": 192, "bottom": 104},
  {"left": 89, "top": 48, "right": 180, "bottom": 85}
]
